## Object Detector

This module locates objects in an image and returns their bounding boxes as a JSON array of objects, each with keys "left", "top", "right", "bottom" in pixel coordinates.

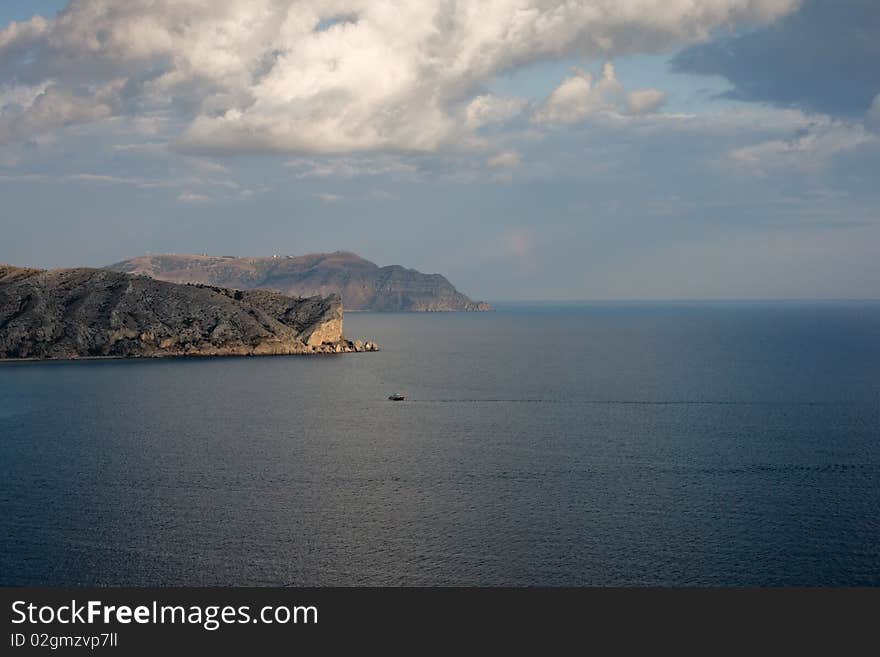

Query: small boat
[{"left": 388, "top": 392, "right": 406, "bottom": 401}]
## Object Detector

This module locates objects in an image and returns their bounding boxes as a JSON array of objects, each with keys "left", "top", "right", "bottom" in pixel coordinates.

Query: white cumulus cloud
[
  {"left": 626, "top": 88, "right": 668, "bottom": 115},
  {"left": 0, "top": 0, "right": 800, "bottom": 153},
  {"left": 534, "top": 62, "right": 666, "bottom": 125},
  {"left": 465, "top": 95, "right": 528, "bottom": 129}
]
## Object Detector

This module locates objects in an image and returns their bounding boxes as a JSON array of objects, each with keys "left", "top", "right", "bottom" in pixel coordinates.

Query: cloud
[
  {"left": 286, "top": 156, "right": 418, "bottom": 179},
  {"left": 316, "top": 193, "right": 343, "bottom": 203},
  {"left": 53, "top": 171, "right": 245, "bottom": 194},
  {"left": 186, "top": 157, "right": 229, "bottom": 174},
  {"left": 0, "top": 80, "right": 122, "bottom": 143},
  {"left": 111, "top": 142, "right": 168, "bottom": 153},
  {"left": 65, "top": 173, "right": 173, "bottom": 188},
  {"left": 365, "top": 189, "right": 399, "bottom": 201},
  {"left": 465, "top": 95, "right": 527, "bottom": 129},
  {"left": 626, "top": 88, "right": 667, "bottom": 115},
  {"left": 487, "top": 150, "right": 521, "bottom": 169},
  {"left": 0, "top": 0, "right": 799, "bottom": 153},
  {"left": 534, "top": 69, "right": 606, "bottom": 125},
  {"left": 672, "top": 0, "right": 880, "bottom": 118},
  {"left": 178, "top": 191, "right": 212, "bottom": 203},
  {"left": 0, "top": 173, "right": 49, "bottom": 183},
  {"left": 724, "top": 119, "right": 878, "bottom": 174},
  {"left": 0, "top": 16, "right": 49, "bottom": 53},
  {"left": 0, "top": 81, "right": 51, "bottom": 113},
  {"left": 533, "top": 62, "right": 665, "bottom": 125},
  {"left": 867, "top": 94, "right": 880, "bottom": 134}
]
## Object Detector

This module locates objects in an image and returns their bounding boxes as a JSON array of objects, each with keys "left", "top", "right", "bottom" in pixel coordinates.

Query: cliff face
[
  {"left": 0, "top": 265, "right": 376, "bottom": 360},
  {"left": 108, "top": 252, "right": 492, "bottom": 312}
]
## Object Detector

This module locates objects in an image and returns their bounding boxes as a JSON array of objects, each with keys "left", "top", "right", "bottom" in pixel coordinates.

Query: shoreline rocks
[{"left": 310, "top": 339, "right": 380, "bottom": 355}]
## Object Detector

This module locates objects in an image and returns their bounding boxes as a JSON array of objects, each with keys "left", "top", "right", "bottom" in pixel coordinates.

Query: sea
[{"left": 1, "top": 301, "right": 878, "bottom": 586}]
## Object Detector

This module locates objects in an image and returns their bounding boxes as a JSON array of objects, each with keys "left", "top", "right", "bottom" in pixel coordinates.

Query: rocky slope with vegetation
[{"left": 0, "top": 264, "right": 378, "bottom": 360}]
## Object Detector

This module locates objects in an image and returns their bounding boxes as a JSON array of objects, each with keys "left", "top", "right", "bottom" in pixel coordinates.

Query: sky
[{"left": 1, "top": 0, "right": 878, "bottom": 301}]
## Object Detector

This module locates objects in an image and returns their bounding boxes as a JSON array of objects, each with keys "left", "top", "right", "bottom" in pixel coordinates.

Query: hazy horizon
[{"left": 2, "top": 1, "right": 879, "bottom": 301}]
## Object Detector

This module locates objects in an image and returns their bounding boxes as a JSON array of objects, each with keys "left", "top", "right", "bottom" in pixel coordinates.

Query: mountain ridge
[{"left": 108, "top": 251, "right": 491, "bottom": 312}]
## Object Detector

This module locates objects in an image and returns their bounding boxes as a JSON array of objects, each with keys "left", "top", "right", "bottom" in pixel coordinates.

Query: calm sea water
[{"left": 1, "top": 302, "right": 878, "bottom": 586}]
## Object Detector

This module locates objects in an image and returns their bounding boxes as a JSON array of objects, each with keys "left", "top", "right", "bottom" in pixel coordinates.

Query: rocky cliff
[
  {"left": 108, "top": 252, "right": 491, "bottom": 312},
  {"left": 0, "top": 264, "right": 378, "bottom": 360}
]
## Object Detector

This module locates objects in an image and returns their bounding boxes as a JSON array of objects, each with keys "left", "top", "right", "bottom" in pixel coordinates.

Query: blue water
[{"left": 1, "top": 302, "right": 878, "bottom": 586}]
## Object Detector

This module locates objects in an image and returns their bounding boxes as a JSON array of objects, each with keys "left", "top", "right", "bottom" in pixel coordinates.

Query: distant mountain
[
  {"left": 108, "top": 252, "right": 491, "bottom": 312},
  {"left": 0, "top": 264, "right": 377, "bottom": 360}
]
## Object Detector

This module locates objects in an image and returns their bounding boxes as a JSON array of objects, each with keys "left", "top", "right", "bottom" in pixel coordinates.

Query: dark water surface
[{"left": 1, "top": 302, "right": 879, "bottom": 585}]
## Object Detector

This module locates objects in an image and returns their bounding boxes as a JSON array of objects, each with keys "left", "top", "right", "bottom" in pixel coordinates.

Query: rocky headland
[
  {"left": 0, "top": 264, "right": 378, "bottom": 360},
  {"left": 109, "top": 251, "right": 492, "bottom": 312}
]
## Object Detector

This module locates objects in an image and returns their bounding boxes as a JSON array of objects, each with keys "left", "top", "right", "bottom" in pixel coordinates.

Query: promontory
[
  {"left": 109, "top": 251, "right": 492, "bottom": 312},
  {"left": 0, "top": 264, "right": 378, "bottom": 360}
]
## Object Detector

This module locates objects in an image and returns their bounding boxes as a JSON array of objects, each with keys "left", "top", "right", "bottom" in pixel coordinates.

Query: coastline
[
  {"left": 0, "top": 339, "right": 379, "bottom": 363},
  {"left": 0, "top": 347, "right": 379, "bottom": 364},
  {"left": 344, "top": 308, "right": 493, "bottom": 312}
]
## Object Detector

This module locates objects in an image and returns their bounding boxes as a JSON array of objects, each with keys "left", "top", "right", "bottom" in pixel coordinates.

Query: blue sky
[
  {"left": 1, "top": 1, "right": 879, "bottom": 300},
  {"left": 0, "top": 0, "right": 67, "bottom": 23}
]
